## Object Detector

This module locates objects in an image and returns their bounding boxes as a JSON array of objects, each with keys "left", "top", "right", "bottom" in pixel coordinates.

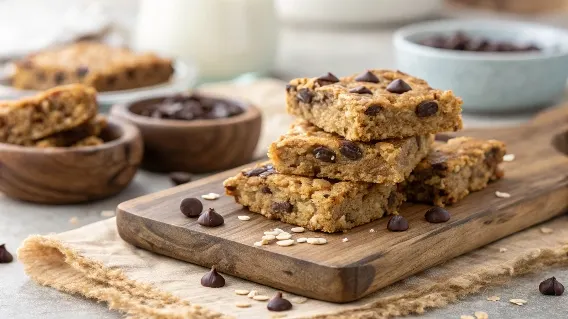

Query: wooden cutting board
[{"left": 117, "top": 104, "right": 568, "bottom": 303}]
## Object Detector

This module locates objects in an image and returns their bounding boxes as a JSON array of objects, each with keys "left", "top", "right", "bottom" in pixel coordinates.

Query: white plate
[{"left": 0, "top": 60, "right": 198, "bottom": 106}]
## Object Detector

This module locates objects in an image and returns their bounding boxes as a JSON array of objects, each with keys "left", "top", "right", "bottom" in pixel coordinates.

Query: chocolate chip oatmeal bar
[
  {"left": 12, "top": 42, "right": 174, "bottom": 92},
  {"left": 223, "top": 162, "right": 404, "bottom": 233},
  {"left": 33, "top": 115, "right": 106, "bottom": 147},
  {"left": 268, "top": 120, "right": 434, "bottom": 183},
  {"left": 405, "top": 137, "right": 506, "bottom": 207},
  {"left": 286, "top": 70, "right": 463, "bottom": 141},
  {"left": 0, "top": 84, "right": 98, "bottom": 145}
]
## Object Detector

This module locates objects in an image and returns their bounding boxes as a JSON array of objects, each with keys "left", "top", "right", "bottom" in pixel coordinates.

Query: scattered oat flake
[
  {"left": 369, "top": 229, "right": 375, "bottom": 233},
  {"left": 274, "top": 228, "right": 285, "bottom": 234},
  {"left": 276, "top": 233, "right": 292, "bottom": 240},
  {"left": 262, "top": 235, "right": 276, "bottom": 241},
  {"left": 495, "top": 191, "right": 511, "bottom": 198},
  {"left": 475, "top": 311, "right": 488, "bottom": 319},
  {"left": 100, "top": 210, "right": 115, "bottom": 217},
  {"left": 499, "top": 248, "right": 508, "bottom": 253},
  {"left": 235, "top": 289, "right": 249, "bottom": 295},
  {"left": 296, "top": 238, "right": 307, "bottom": 243},
  {"left": 253, "top": 242, "right": 263, "bottom": 247},
  {"left": 264, "top": 231, "right": 279, "bottom": 236},
  {"left": 201, "top": 192, "right": 220, "bottom": 200},
  {"left": 460, "top": 316, "right": 475, "bottom": 319},
  {"left": 276, "top": 239, "right": 295, "bottom": 247},
  {"left": 247, "top": 290, "right": 258, "bottom": 298},
  {"left": 235, "top": 302, "right": 251, "bottom": 308},
  {"left": 503, "top": 154, "right": 515, "bottom": 162},
  {"left": 237, "top": 216, "right": 251, "bottom": 221},
  {"left": 540, "top": 227, "right": 554, "bottom": 234},
  {"left": 307, "top": 238, "right": 327, "bottom": 245},
  {"left": 253, "top": 295, "right": 270, "bottom": 301},
  {"left": 69, "top": 217, "right": 79, "bottom": 224},
  {"left": 509, "top": 298, "right": 527, "bottom": 305},
  {"left": 487, "top": 296, "right": 500, "bottom": 301},
  {"left": 271, "top": 315, "right": 287, "bottom": 319},
  {"left": 291, "top": 297, "right": 308, "bottom": 304},
  {"left": 291, "top": 227, "right": 305, "bottom": 233},
  {"left": 342, "top": 238, "right": 349, "bottom": 242}
]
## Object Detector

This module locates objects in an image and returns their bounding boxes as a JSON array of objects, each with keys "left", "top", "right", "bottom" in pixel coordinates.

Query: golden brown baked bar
[
  {"left": 0, "top": 84, "right": 98, "bottom": 145},
  {"left": 405, "top": 137, "right": 506, "bottom": 207},
  {"left": 286, "top": 69, "right": 463, "bottom": 141},
  {"left": 12, "top": 42, "right": 174, "bottom": 92},
  {"left": 223, "top": 162, "right": 404, "bottom": 233},
  {"left": 33, "top": 115, "right": 106, "bottom": 147},
  {"left": 268, "top": 120, "right": 434, "bottom": 183}
]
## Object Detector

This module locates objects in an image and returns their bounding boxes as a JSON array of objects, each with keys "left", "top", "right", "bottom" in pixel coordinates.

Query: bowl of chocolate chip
[
  {"left": 110, "top": 93, "right": 262, "bottom": 173},
  {"left": 394, "top": 19, "right": 568, "bottom": 112}
]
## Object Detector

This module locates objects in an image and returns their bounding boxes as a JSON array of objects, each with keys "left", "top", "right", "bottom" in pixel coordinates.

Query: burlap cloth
[{"left": 17, "top": 79, "right": 568, "bottom": 318}]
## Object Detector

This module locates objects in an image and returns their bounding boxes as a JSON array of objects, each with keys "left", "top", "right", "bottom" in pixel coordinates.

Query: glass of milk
[{"left": 133, "top": 0, "right": 277, "bottom": 82}]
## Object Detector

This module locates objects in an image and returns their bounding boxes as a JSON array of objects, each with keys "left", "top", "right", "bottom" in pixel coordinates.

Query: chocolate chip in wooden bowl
[
  {"left": 201, "top": 266, "right": 226, "bottom": 288},
  {"left": 539, "top": 277, "right": 564, "bottom": 296},
  {"left": 386, "top": 79, "right": 412, "bottom": 94},
  {"left": 297, "top": 88, "right": 313, "bottom": 103},
  {"left": 415, "top": 101, "right": 439, "bottom": 117},
  {"left": 197, "top": 208, "right": 224, "bottom": 227},
  {"left": 169, "top": 171, "right": 192, "bottom": 186},
  {"left": 180, "top": 198, "right": 203, "bottom": 218},
  {"left": 315, "top": 72, "right": 340, "bottom": 86},
  {"left": 387, "top": 215, "right": 409, "bottom": 232},
  {"left": 313, "top": 146, "right": 336, "bottom": 163},
  {"left": 267, "top": 292, "right": 293, "bottom": 312},
  {"left": 0, "top": 244, "right": 14, "bottom": 263},
  {"left": 272, "top": 201, "right": 293, "bottom": 214},
  {"left": 355, "top": 70, "right": 380, "bottom": 83},
  {"left": 425, "top": 206, "right": 451, "bottom": 223},
  {"left": 348, "top": 86, "right": 373, "bottom": 95},
  {"left": 340, "top": 141, "right": 363, "bottom": 160},
  {"left": 364, "top": 105, "right": 383, "bottom": 116}
]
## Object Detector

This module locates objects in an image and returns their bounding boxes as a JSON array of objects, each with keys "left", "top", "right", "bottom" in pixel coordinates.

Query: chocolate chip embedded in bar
[
  {"left": 286, "top": 69, "right": 463, "bottom": 141},
  {"left": 268, "top": 120, "right": 434, "bottom": 183},
  {"left": 223, "top": 162, "right": 404, "bottom": 233},
  {"left": 405, "top": 137, "right": 506, "bottom": 207}
]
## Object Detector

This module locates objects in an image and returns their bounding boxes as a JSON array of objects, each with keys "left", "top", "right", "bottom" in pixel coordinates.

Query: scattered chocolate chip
[
  {"left": 169, "top": 172, "right": 192, "bottom": 185},
  {"left": 312, "top": 146, "right": 336, "bottom": 163},
  {"left": 285, "top": 84, "right": 296, "bottom": 92},
  {"left": 261, "top": 186, "right": 272, "bottom": 194},
  {"left": 201, "top": 266, "right": 225, "bottom": 288},
  {"left": 297, "top": 88, "right": 313, "bottom": 103},
  {"left": 419, "top": 31, "right": 540, "bottom": 52},
  {"left": 539, "top": 277, "right": 564, "bottom": 296},
  {"left": 364, "top": 105, "right": 383, "bottom": 116},
  {"left": 315, "top": 72, "right": 340, "bottom": 86},
  {"left": 180, "top": 198, "right": 203, "bottom": 218},
  {"left": 76, "top": 66, "right": 89, "bottom": 78},
  {"left": 340, "top": 141, "right": 363, "bottom": 160},
  {"left": 387, "top": 215, "right": 409, "bottom": 232},
  {"left": 54, "top": 72, "right": 65, "bottom": 84},
  {"left": 0, "top": 244, "right": 13, "bottom": 263},
  {"left": 386, "top": 79, "right": 412, "bottom": 94},
  {"left": 244, "top": 165, "right": 275, "bottom": 177},
  {"left": 415, "top": 101, "right": 438, "bottom": 117},
  {"left": 349, "top": 86, "right": 373, "bottom": 94},
  {"left": 197, "top": 208, "right": 224, "bottom": 227},
  {"left": 355, "top": 70, "right": 380, "bottom": 83},
  {"left": 425, "top": 206, "right": 451, "bottom": 223},
  {"left": 272, "top": 202, "right": 293, "bottom": 214},
  {"left": 267, "top": 292, "right": 293, "bottom": 312}
]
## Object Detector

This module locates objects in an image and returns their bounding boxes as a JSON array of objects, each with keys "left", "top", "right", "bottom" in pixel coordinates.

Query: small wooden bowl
[
  {"left": 0, "top": 117, "right": 143, "bottom": 204},
  {"left": 110, "top": 94, "right": 262, "bottom": 173}
]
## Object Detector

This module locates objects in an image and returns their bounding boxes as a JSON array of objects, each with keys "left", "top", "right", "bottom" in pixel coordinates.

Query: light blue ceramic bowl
[{"left": 393, "top": 20, "right": 568, "bottom": 112}]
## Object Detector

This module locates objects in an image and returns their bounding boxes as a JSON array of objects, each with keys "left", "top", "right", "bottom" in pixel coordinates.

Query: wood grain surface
[
  {"left": 0, "top": 117, "right": 143, "bottom": 204},
  {"left": 116, "top": 105, "right": 568, "bottom": 303}
]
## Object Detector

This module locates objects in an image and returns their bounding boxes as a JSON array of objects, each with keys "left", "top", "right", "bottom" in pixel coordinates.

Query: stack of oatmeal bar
[{"left": 224, "top": 70, "right": 506, "bottom": 233}]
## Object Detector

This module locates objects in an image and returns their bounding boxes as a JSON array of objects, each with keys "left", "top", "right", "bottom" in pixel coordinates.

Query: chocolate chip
[
  {"left": 349, "top": 86, "right": 373, "bottom": 95},
  {"left": 244, "top": 164, "right": 275, "bottom": 177},
  {"left": 0, "top": 244, "right": 13, "bottom": 263},
  {"left": 323, "top": 194, "right": 330, "bottom": 198},
  {"left": 261, "top": 186, "right": 272, "bottom": 194},
  {"left": 340, "top": 141, "right": 363, "bottom": 160},
  {"left": 169, "top": 172, "right": 192, "bottom": 185},
  {"left": 355, "top": 70, "right": 380, "bottom": 83},
  {"left": 197, "top": 208, "right": 224, "bottom": 227},
  {"left": 364, "top": 105, "right": 383, "bottom": 116},
  {"left": 386, "top": 79, "right": 412, "bottom": 94},
  {"left": 201, "top": 266, "right": 225, "bottom": 288},
  {"left": 539, "top": 277, "right": 564, "bottom": 296},
  {"left": 315, "top": 72, "right": 339, "bottom": 86},
  {"left": 272, "top": 201, "right": 293, "bottom": 214},
  {"left": 425, "top": 206, "right": 451, "bottom": 223},
  {"left": 76, "top": 66, "right": 89, "bottom": 78},
  {"left": 415, "top": 101, "right": 438, "bottom": 117},
  {"left": 225, "top": 185, "right": 236, "bottom": 191},
  {"left": 180, "top": 198, "right": 203, "bottom": 218},
  {"left": 285, "top": 84, "right": 296, "bottom": 92},
  {"left": 54, "top": 72, "right": 65, "bottom": 84},
  {"left": 107, "top": 75, "right": 117, "bottom": 86},
  {"left": 125, "top": 68, "right": 136, "bottom": 79},
  {"left": 297, "top": 88, "right": 313, "bottom": 103},
  {"left": 484, "top": 147, "right": 500, "bottom": 166},
  {"left": 387, "top": 215, "right": 409, "bottom": 232},
  {"left": 267, "top": 292, "right": 293, "bottom": 312},
  {"left": 313, "top": 146, "right": 336, "bottom": 163},
  {"left": 419, "top": 32, "right": 541, "bottom": 52}
]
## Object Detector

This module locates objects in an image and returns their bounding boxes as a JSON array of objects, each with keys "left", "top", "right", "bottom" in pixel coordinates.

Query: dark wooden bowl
[
  {"left": 0, "top": 117, "right": 143, "bottom": 204},
  {"left": 110, "top": 94, "right": 262, "bottom": 173}
]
